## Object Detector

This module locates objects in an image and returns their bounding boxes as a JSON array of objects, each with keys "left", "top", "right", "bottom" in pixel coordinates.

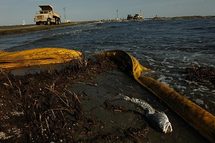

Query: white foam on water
[
  {"left": 176, "top": 85, "right": 187, "bottom": 90},
  {"left": 182, "top": 56, "right": 190, "bottom": 62},
  {"left": 205, "top": 104, "right": 209, "bottom": 110},
  {"left": 199, "top": 85, "right": 210, "bottom": 92},
  {"left": 52, "top": 29, "right": 83, "bottom": 37},
  {"left": 167, "top": 65, "right": 174, "bottom": 68},
  {"left": 161, "top": 58, "right": 170, "bottom": 65},
  {"left": 195, "top": 99, "right": 204, "bottom": 105}
]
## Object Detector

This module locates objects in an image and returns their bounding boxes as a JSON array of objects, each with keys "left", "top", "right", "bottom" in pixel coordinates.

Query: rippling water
[{"left": 1, "top": 19, "right": 215, "bottom": 114}]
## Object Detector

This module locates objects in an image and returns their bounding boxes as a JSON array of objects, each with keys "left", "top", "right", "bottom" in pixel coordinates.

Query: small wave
[
  {"left": 52, "top": 29, "right": 83, "bottom": 37},
  {"left": 188, "top": 26, "right": 215, "bottom": 31},
  {"left": 204, "top": 44, "right": 215, "bottom": 49},
  {"left": 157, "top": 75, "right": 173, "bottom": 84}
]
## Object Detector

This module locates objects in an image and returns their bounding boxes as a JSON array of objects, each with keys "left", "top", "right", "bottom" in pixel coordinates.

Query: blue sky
[{"left": 0, "top": 0, "right": 215, "bottom": 25}]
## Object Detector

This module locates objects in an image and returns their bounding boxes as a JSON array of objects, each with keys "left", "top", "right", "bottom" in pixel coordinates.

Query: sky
[{"left": 0, "top": 0, "right": 215, "bottom": 25}]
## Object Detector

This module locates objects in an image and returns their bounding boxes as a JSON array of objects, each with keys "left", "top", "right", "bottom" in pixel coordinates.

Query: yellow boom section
[
  {"left": 96, "top": 50, "right": 215, "bottom": 143},
  {"left": 0, "top": 48, "right": 83, "bottom": 70}
]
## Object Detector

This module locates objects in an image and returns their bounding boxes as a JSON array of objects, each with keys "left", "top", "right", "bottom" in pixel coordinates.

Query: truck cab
[{"left": 34, "top": 5, "right": 61, "bottom": 25}]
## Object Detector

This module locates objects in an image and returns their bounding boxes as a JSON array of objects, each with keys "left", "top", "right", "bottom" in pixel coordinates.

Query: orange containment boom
[
  {"left": 95, "top": 50, "right": 215, "bottom": 143},
  {"left": 0, "top": 48, "right": 83, "bottom": 70}
]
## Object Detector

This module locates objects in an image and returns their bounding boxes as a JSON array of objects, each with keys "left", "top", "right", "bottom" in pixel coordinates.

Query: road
[{"left": 0, "top": 21, "right": 96, "bottom": 35}]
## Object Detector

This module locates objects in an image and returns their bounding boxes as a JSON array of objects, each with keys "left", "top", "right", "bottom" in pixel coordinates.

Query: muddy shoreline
[
  {"left": 0, "top": 57, "right": 209, "bottom": 143},
  {"left": 0, "top": 21, "right": 96, "bottom": 36}
]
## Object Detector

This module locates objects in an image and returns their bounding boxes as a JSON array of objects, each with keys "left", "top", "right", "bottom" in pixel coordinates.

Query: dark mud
[
  {"left": 0, "top": 58, "right": 148, "bottom": 143},
  {"left": 0, "top": 58, "right": 209, "bottom": 143}
]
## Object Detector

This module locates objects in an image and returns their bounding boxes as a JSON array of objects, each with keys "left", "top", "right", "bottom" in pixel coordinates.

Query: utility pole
[
  {"left": 140, "top": 10, "right": 144, "bottom": 16},
  {"left": 63, "top": 7, "right": 67, "bottom": 22},
  {"left": 116, "top": 9, "right": 119, "bottom": 20},
  {"left": 22, "top": 20, "right": 26, "bottom": 25},
  {"left": 140, "top": 10, "right": 144, "bottom": 19}
]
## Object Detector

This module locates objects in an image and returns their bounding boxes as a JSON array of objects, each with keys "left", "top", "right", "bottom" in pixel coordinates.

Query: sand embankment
[{"left": 0, "top": 21, "right": 95, "bottom": 35}]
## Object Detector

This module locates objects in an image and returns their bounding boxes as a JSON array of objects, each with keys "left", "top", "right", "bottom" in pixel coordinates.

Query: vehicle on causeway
[{"left": 34, "top": 5, "right": 61, "bottom": 25}]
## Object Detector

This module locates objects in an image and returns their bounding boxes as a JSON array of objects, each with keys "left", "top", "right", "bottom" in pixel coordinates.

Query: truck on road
[{"left": 34, "top": 5, "right": 61, "bottom": 25}]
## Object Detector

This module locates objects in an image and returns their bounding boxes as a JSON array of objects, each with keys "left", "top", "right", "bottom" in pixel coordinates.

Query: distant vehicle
[
  {"left": 127, "top": 14, "right": 133, "bottom": 20},
  {"left": 34, "top": 5, "right": 61, "bottom": 25},
  {"left": 133, "top": 14, "right": 143, "bottom": 20},
  {"left": 127, "top": 14, "right": 144, "bottom": 20}
]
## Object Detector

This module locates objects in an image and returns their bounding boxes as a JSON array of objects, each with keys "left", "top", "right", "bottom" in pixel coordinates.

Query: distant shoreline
[
  {"left": 0, "top": 21, "right": 97, "bottom": 36},
  {"left": 151, "top": 15, "right": 215, "bottom": 21},
  {"left": 1, "top": 16, "right": 215, "bottom": 35}
]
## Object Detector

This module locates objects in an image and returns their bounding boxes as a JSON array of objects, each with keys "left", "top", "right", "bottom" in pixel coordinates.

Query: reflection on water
[{"left": 0, "top": 19, "right": 215, "bottom": 114}]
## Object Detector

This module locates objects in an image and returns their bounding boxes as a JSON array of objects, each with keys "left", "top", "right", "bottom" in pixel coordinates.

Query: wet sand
[{"left": 0, "top": 58, "right": 208, "bottom": 143}]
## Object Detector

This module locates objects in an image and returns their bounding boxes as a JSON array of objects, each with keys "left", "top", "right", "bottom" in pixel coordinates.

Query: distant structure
[
  {"left": 116, "top": 9, "right": 119, "bottom": 20},
  {"left": 152, "top": 15, "right": 163, "bottom": 20},
  {"left": 127, "top": 13, "right": 144, "bottom": 20},
  {"left": 63, "top": 7, "right": 67, "bottom": 22},
  {"left": 127, "top": 14, "right": 133, "bottom": 20},
  {"left": 22, "top": 20, "right": 26, "bottom": 25},
  {"left": 127, "top": 10, "right": 144, "bottom": 20}
]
